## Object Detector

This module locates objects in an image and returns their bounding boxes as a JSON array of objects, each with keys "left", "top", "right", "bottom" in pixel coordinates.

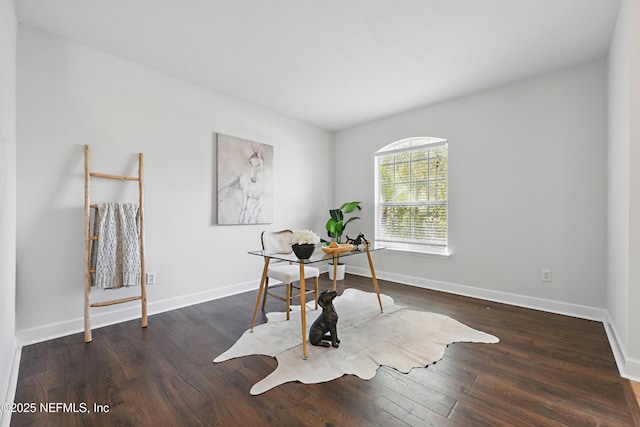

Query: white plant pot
[{"left": 328, "top": 263, "right": 346, "bottom": 281}]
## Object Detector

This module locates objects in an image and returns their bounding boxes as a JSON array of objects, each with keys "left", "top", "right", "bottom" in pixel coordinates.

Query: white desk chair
[{"left": 260, "top": 230, "right": 319, "bottom": 320}]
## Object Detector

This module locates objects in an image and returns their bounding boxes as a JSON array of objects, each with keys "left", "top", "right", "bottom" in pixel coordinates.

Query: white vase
[{"left": 328, "top": 263, "right": 346, "bottom": 281}]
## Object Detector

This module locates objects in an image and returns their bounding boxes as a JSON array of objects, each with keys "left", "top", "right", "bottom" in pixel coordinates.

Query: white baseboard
[
  {"left": 17, "top": 280, "right": 257, "bottom": 346},
  {"left": 348, "top": 266, "right": 607, "bottom": 321},
  {"left": 603, "top": 313, "right": 640, "bottom": 381},
  {"left": 624, "top": 356, "right": 640, "bottom": 381},
  {"left": 0, "top": 337, "right": 21, "bottom": 427}
]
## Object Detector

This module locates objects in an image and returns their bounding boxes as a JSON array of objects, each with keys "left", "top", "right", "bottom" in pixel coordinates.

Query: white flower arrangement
[{"left": 291, "top": 229, "right": 320, "bottom": 245}]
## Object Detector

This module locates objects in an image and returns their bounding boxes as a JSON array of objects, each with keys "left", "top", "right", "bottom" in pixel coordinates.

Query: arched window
[{"left": 374, "top": 137, "right": 448, "bottom": 254}]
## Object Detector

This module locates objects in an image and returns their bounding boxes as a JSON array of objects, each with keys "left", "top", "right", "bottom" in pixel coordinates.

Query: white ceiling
[{"left": 15, "top": 0, "right": 621, "bottom": 132}]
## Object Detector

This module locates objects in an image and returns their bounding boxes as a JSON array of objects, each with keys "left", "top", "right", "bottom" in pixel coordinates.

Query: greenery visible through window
[{"left": 374, "top": 137, "right": 448, "bottom": 252}]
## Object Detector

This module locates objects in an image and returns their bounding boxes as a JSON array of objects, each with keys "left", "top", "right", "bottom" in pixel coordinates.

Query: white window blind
[{"left": 374, "top": 137, "right": 448, "bottom": 252}]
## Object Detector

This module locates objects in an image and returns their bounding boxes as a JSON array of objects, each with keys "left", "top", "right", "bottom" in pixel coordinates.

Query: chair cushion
[
  {"left": 262, "top": 231, "right": 293, "bottom": 254},
  {"left": 268, "top": 264, "right": 320, "bottom": 283}
]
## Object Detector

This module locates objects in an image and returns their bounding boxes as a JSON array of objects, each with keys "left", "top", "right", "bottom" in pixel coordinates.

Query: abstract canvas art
[{"left": 216, "top": 133, "right": 274, "bottom": 224}]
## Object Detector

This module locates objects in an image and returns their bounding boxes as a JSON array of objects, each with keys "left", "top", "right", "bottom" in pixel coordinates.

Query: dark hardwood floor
[{"left": 12, "top": 275, "right": 638, "bottom": 426}]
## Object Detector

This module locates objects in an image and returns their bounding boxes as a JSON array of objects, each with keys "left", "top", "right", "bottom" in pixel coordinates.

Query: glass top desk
[{"left": 248, "top": 244, "right": 385, "bottom": 359}]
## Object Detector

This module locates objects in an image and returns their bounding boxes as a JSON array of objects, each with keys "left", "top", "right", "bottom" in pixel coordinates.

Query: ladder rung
[
  {"left": 90, "top": 296, "right": 142, "bottom": 307},
  {"left": 89, "top": 172, "right": 139, "bottom": 181},
  {"left": 89, "top": 236, "right": 98, "bottom": 241},
  {"left": 89, "top": 269, "right": 96, "bottom": 273}
]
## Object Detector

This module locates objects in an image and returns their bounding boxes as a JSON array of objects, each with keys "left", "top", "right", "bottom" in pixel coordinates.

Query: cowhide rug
[{"left": 214, "top": 288, "right": 499, "bottom": 395}]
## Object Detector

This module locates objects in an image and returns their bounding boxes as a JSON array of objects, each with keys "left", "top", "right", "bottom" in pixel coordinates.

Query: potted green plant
[
  {"left": 325, "top": 201, "right": 362, "bottom": 280},
  {"left": 326, "top": 201, "right": 362, "bottom": 243}
]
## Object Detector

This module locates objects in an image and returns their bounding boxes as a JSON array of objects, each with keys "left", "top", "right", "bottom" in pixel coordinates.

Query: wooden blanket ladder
[{"left": 84, "top": 144, "right": 147, "bottom": 342}]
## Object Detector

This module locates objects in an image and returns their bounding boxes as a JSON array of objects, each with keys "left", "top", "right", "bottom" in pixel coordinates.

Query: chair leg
[
  {"left": 314, "top": 276, "right": 319, "bottom": 310},
  {"left": 261, "top": 277, "right": 270, "bottom": 310},
  {"left": 286, "top": 282, "right": 291, "bottom": 321}
]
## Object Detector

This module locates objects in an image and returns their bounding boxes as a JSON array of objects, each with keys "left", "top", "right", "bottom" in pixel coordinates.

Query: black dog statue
[{"left": 309, "top": 290, "right": 340, "bottom": 348}]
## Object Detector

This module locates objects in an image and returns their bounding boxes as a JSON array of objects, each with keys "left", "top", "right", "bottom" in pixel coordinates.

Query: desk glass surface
[{"left": 248, "top": 244, "right": 385, "bottom": 264}]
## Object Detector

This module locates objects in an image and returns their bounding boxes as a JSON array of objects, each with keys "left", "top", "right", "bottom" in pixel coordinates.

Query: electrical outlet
[
  {"left": 541, "top": 270, "right": 552, "bottom": 282},
  {"left": 146, "top": 272, "right": 156, "bottom": 285}
]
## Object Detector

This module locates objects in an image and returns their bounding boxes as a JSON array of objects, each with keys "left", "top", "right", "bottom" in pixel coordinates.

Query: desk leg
[
  {"left": 332, "top": 254, "right": 338, "bottom": 291},
  {"left": 299, "top": 263, "right": 308, "bottom": 359},
  {"left": 251, "top": 257, "right": 270, "bottom": 331},
  {"left": 366, "top": 251, "right": 383, "bottom": 313}
]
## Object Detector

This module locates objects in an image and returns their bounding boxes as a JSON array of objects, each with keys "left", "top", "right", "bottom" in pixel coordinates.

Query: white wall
[
  {"left": 607, "top": 0, "right": 640, "bottom": 379},
  {"left": 0, "top": 0, "right": 18, "bottom": 424},
  {"left": 335, "top": 60, "right": 608, "bottom": 316},
  {"left": 629, "top": 0, "right": 640, "bottom": 364},
  {"left": 16, "top": 26, "right": 333, "bottom": 343}
]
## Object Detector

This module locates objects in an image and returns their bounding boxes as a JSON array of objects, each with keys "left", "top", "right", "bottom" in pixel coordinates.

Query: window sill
[{"left": 383, "top": 247, "right": 451, "bottom": 259}]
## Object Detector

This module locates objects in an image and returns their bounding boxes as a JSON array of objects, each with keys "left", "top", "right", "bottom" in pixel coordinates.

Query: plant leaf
[
  {"left": 332, "top": 223, "right": 343, "bottom": 239},
  {"left": 344, "top": 216, "right": 360, "bottom": 224},
  {"left": 329, "top": 209, "right": 343, "bottom": 222},
  {"left": 341, "top": 201, "right": 361, "bottom": 214},
  {"left": 326, "top": 219, "right": 343, "bottom": 239}
]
